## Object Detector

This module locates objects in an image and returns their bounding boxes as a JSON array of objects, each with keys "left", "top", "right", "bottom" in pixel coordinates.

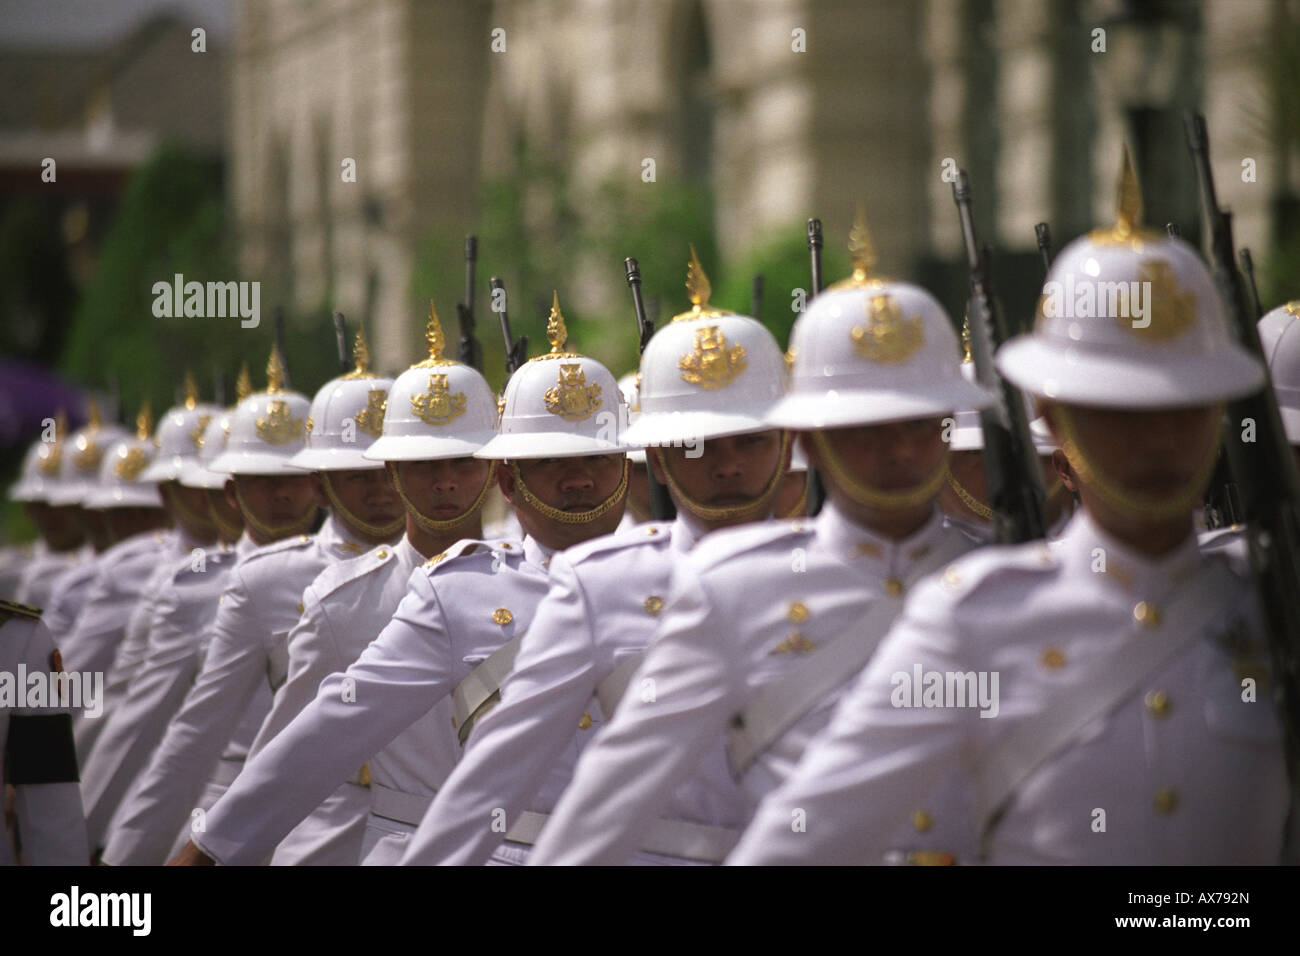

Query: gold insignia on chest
[
  {"left": 1120, "top": 260, "right": 1195, "bottom": 343},
  {"left": 787, "top": 602, "right": 809, "bottom": 623},
  {"left": 1040, "top": 647, "right": 1066, "bottom": 670},
  {"left": 678, "top": 326, "right": 747, "bottom": 390},
  {"left": 577, "top": 713, "right": 593, "bottom": 730},
  {"left": 256, "top": 400, "right": 305, "bottom": 445},
  {"left": 423, "top": 551, "right": 447, "bottom": 569},
  {"left": 354, "top": 390, "right": 388, "bottom": 437},
  {"left": 771, "top": 632, "right": 817, "bottom": 655},
  {"left": 493, "top": 607, "right": 513, "bottom": 626},
  {"left": 1133, "top": 601, "right": 1161, "bottom": 629},
  {"left": 643, "top": 595, "right": 664, "bottom": 616},
  {"left": 544, "top": 364, "right": 601, "bottom": 422},
  {"left": 851, "top": 294, "right": 924, "bottom": 365},
  {"left": 114, "top": 446, "right": 149, "bottom": 480},
  {"left": 411, "top": 374, "right": 466, "bottom": 426},
  {"left": 190, "top": 414, "right": 212, "bottom": 450}
]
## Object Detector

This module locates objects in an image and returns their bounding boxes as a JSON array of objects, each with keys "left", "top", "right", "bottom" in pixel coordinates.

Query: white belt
[
  {"left": 504, "top": 810, "right": 740, "bottom": 863},
  {"left": 370, "top": 782, "right": 435, "bottom": 826},
  {"left": 211, "top": 757, "right": 243, "bottom": 787}
]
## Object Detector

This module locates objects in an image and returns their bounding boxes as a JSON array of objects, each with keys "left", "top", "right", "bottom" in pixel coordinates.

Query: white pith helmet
[
  {"left": 287, "top": 329, "right": 393, "bottom": 471},
  {"left": 997, "top": 152, "right": 1264, "bottom": 408},
  {"left": 140, "top": 373, "right": 224, "bottom": 483},
  {"left": 180, "top": 408, "right": 238, "bottom": 490},
  {"left": 45, "top": 401, "right": 131, "bottom": 506},
  {"left": 475, "top": 292, "right": 631, "bottom": 460},
  {"left": 363, "top": 303, "right": 498, "bottom": 461},
  {"left": 616, "top": 371, "right": 647, "bottom": 465},
  {"left": 208, "top": 347, "right": 312, "bottom": 476},
  {"left": 9, "top": 411, "right": 71, "bottom": 503},
  {"left": 84, "top": 402, "right": 165, "bottom": 509},
  {"left": 1258, "top": 301, "right": 1300, "bottom": 445},
  {"left": 766, "top": 213, "right": 994, "bottom": 430},
  {"left": 621, "top": 248, "right": 786, "bottom": 448}
]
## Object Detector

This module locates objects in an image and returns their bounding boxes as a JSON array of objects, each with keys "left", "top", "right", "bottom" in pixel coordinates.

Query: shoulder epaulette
[
  {"left": 423, "top": 537, "right": 517, "bottom": 573},
  {"left": 242, "top": 533, "right": 315, "bottom": 564},
  {"left": 567, "top": 521, "right": 675, "bottom": 566},
  {"left": 312, "top": 543, "right": 400, "bottom": 600},
  {"left": 691, "top": 516, "right": 816, "bottom": 572}
]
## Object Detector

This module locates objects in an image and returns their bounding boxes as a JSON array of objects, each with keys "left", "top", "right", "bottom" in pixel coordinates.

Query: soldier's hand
[{"left": 168, "top": 841, "right": 216, "bottom": 866}]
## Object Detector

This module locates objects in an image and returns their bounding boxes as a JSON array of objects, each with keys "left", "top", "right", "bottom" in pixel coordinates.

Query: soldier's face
[
  {"left": 164, "top": 481, "right": 217, "bottom": 539},
  {"left": 73, "top": 504, "right": 114, "bottom": 551},
  {"left": 651, "top": 430, "right": 788, "bottom": 529},
  {"left": 228, "top": 474, "right": 321, "bottom": 527},
  {"left": 103, "top": 506, "right": 169, "bottom": 543},
  {"left": 500, "top": 454, "right": 628, "bottom": 549},
  {"left": 207, "top": 486, "right": 245, "bottom": 542},
  {"left": 323, "top": 468, "right": 403, "bottom": 537},
  {"left": 390, "top": 458, "right": 492, "bottom": 520},
  {"left": 24, "top": 501, "right": 86, "bottom": 551}
]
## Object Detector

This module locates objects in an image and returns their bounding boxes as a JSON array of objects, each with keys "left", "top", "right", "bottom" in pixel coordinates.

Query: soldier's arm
[
  {"left": 100, "top": 568, "right": 272, "bottom": 864},
  {"left": 402, "top": 551, "right": 602, "bottom": 865},
  {"left": 727, "top": 580, "right": 977, "bottom": 865},
  {"left": 184, "top": 569, "right": 456, "bottom": 865},
  {"left": 527, "top": 562, "right": 744, "bottom": 865}
]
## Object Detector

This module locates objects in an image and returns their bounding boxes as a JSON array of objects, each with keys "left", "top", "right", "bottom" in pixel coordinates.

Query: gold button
[
  {"left": 911, "top": 809, "right": 932, "bottom": 832},
  {"left": 493, "top": 608, "right": 513, "bottom": 625},
  {"left": 296, "top": 601, "right": 304, "bottom": 614},
  {"left": 884, "top": 578, "right": 904, "bottom": 598},
  {"left": 646, "top": 527, "right": 660, "bottom": 535},
  {"left": 450, "top": 715, "right": 457, "bottom": 727},
  {"left": 500, "top": 542, "right": 512, "bottom": 549},
  {"left": 1041, "top": 647, "right": 1066, "bottom": 670},
  {"left": 1134, "top": 601, "right": 1161, "bottom": 629},
  {"left": 787, "top": 601, "right": 809, "bottom": 623},
  {"left": 577, "top": 713, "right": 593, "bottom": 730},
  {"left": 300, "top": 534, "right": 310, "bottom": 542},
  {"left": 643, "top": 595, "right": 664, "bottom": 616},
  {"left": 377, "top": 549, "right": 388, "bottom": 559},
  {"left": 1154, "top": 787, "right": 1178, "bottom": 815},
  {"left": 941, "top": 566, "right": 962, "bottom": 590},
  {"left": 358, "top": 763, "right": 371, "bottom": 787},
  {"left": 1037, "top": 547, "right": 1053, "bottom": 565},
  {"left": 1144, "top": 690, "right": 1171, "bottom": 717}
]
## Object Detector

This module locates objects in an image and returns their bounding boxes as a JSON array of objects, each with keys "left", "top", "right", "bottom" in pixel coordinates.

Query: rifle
[
  {"left": 952, "top": 170, "right": 1047, "bottom": 543},
  {"left": 332, "top": 312, "right": 350, "bottom": 374},
  {"left": 273, "top": 306, "right": 291, "bottom": 389},
  {"left": 804, "top": 219, "right": 827, "bottom": 515},
  {"left": 751, "top": 274, "right": 765, "bottom": 320},
  {"left": 1185, "top": 112, "right": 1300, "bottom": 812},
  {"left": 1166, "top": 222, "right": 1181, "bottom": 239},
  {"left": 457, "top": 236, "right": 484, "bottom": 371},
  {"left": 1034, "top": 222, "right": 1053, "bottom": 277},
  {"left": 624, "top": 257, "right": 675, "bottom": 520},
  {"left": 490, "top": 277, "right": 528, "bottom": 378},
  {"left": 1240, "top": 248, "right": 1265, "bottom": 321}
]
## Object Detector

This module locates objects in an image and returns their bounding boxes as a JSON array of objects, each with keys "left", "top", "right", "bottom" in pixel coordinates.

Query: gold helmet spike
[
  {"left": 87, "top": 398, "right": 103, "bottom": 429},
  {"left": 1115, "top": 148, "right": 1142, "bottom": 239},
  {"left": 342, "top": 327, "right": 373, "bottom": 379},
  {"left": 235, "top": 362, "right": 253, "bottom": 402},
  {"left": 960, "top": 313, "right": 973, "bottom": 364},
  {"left": 848, "top": 203, "right": 878, "bottom": 283},
  {"left": 266, "top": 344, "right": 286, "bottom": 393},
  {"left": 183, "top": 370, "right": 200, "bottom": 409},
  {"left": 672, "top": 245, "right": 732, "bottom": 322},
  {"left": 54, "top": 408, "right": 68, "bottom": 439},
  {"left": 411, "top": 300, "right": 455, "bottom": 368},
  {"left": 546, "top": 290, "right": 568, "bottom": 354},
  {"left": 135, "top": 399, "right": 154, "bottom": 439}
]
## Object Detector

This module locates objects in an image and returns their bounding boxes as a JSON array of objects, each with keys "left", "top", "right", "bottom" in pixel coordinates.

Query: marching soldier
[
  {"left": 727, "top": 164, "right": 1291, "bottom": 865},
  {"left": 0, "top": 601, "right": 87, "bottom": 865},
  {"left": 169, "top": 294, "right": 632, "bottom": 866},
  {"left": 402, "top": 253, "right": 789, "bottom": 865},
  {"left": 80, "top": 395, "right": 241, "bottom": 854},
  {"left": 7, "top": 413, "right": 87, "bottom": 604},
  {"left": 226, "top": 308, "right": 501, "bottom": 865},
  {"left": 528, "top": 220, "right": 993, "bottom": 865},
  {"left": 100, "top": 343, "right": 400, "bottom": 864},
  {"left": 1258, "top": 301, "right": 1300, "bottom": 468}
]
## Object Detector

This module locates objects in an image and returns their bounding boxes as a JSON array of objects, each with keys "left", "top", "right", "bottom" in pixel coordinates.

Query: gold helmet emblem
[
  {"left": 851, "top": 294, "right": 925, "bottom": 365},
  {"left": 544, "top": 364, "right": 602, "bottom": 422},
  {"left": 411, "top": 374, "right": 466, "bottom": 426},
  {"left": 679, "top": 325, "right": 747, "bottom": 389}
]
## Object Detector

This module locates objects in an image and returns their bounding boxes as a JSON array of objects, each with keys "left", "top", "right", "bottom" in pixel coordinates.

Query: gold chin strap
[
  {"left": 1054, "top": 405, "right": 1222, "bottom": 523},
  {"left": 206, "top": 494, "right": 244, "bottom": 541},
  {"left": 508, "top": 459, "right": 629, "bottom": 525},
  {"left": 944, "top": 466, "right": 993, "bottom": 521},
  {"left": 657, "top": 432, "right": 790, "bottom": 523},
  {"left": 811, "top": 431, "right": 948, "bottom": 511},
  {"left": 164, "top": 482, "right": 217, "bottom": 536},
  {"left": 780, "top": 478, "right": 809, "bottom": 519},
  {"left": 234, "top": 484, "right": 318, "bottom": 540},
  {"left": 392, "top": 461, "right": 499, "bottom": 532},
  {"left": 319, "top": 471, "right": 406, "bottom": 539}
]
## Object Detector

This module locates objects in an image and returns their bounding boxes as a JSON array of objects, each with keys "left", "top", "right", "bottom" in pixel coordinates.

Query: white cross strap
[{"left": 451, "top": 633, "right": 524, "bottom": 747}]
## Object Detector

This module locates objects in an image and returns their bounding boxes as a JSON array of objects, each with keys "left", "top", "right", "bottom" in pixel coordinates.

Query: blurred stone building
[{"left": 228, "top": 0, "right": 1300, "bottom": 370}]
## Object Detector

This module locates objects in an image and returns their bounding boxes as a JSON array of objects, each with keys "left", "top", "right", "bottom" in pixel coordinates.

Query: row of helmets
[{"left": 14, "top": 151, "right": 1298, "bottom": 511}]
